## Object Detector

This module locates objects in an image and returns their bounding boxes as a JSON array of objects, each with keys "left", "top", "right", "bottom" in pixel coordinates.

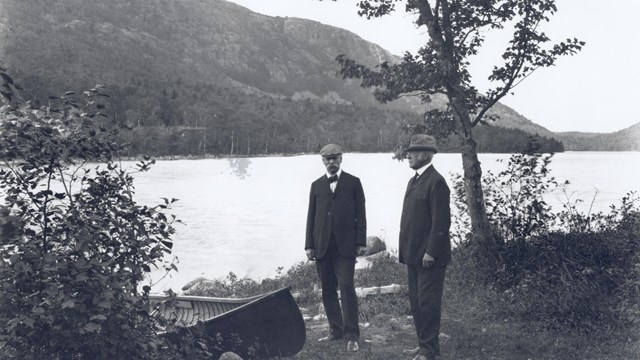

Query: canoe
[{"left": 150, "top": 287, "right": 306, "bottom": 358}]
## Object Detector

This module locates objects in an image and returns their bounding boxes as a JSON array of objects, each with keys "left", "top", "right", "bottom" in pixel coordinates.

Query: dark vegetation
[
  {"left": 0, "top": 73, "right": 240, "bottom": 359},
  {"left": 1, "top": 0, "right": 567, "bottom": 156},
  {"left": 13, "top": 78, "right": 565, "bottom": 157}
]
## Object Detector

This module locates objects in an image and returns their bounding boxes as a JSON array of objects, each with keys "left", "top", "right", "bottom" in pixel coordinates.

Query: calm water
[{"left": 126, "top": 152, "right": 640, "bottom": 292}]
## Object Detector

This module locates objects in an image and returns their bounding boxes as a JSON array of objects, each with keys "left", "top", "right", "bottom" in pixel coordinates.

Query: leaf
[
  {"left": 97, "top": 301, "right": 111, "bottom": 309},
  {"left": 83, "top": 322, "right": 101, "bottom": 333},
  {"left": 23, "top": 317, "right": 35, "bottom": 328}
]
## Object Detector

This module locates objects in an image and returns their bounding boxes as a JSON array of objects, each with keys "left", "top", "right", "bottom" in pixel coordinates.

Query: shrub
[
  {"left": 185, "top": 261, "right": 320, "bottom": 309},
  {"left": 0, "top": 74, "right": 177, "bottom": 359},
  {"left": 355, "top": 251, "right": 405, "bottom": 288},
  {"left": 452, "top": 151, "right": 560, "bottom": 243},
  {"left": 494, "top": 226, "right": 639, "bottom": 331},
  {"left": 451, "top": 147, "right": 640, "bottom": 332}
]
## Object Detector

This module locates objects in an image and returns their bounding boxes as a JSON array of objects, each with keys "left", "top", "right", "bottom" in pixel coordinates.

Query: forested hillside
[
  {"left": 0, "top": 0, "right": 568, "bottom": 154},
  {"left": 556, "top": 123, "right": 640, "bottom": 151}
]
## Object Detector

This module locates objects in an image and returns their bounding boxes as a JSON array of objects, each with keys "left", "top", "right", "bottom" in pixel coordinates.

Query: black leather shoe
[{"left": 318, "top": 334, "right": 342, "bottom": 342}]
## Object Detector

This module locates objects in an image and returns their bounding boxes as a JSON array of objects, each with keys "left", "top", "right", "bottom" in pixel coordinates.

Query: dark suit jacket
[
  {"left": 305, "top": 171, "right": 367, "bottom": 259},
  {"left": 399, "top": 166, "right": 452, "bottom": 267}
]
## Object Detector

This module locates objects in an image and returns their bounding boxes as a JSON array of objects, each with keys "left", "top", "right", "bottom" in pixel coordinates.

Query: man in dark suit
[
  {"left": 305, "top": 143, "right": 367, "bottom": 352},
  {"left": 399, "top": 134, "right": 451, "bottom": 360}
]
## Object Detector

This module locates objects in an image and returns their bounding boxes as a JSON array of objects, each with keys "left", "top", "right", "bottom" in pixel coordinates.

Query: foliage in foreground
[
  {"left": 0, "top": 73, "right": 180, "bottom": 359},
  {"left": 451, "top": 149, "right": 640, "bottom": 332}
]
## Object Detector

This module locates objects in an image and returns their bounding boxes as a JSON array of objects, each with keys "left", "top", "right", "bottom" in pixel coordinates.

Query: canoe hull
[{"left": 155, "top": 288, "right": 305, "bottom": 358}]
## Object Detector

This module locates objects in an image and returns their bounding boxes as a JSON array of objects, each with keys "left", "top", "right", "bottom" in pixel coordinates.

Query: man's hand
[
  {"left": 305, "top": 249, "right": 316, "bottom": 261},
  {"left": 422, "top": 253, "right": 435, "bottom": 268},
  {"left": 356, "top": 245, "right": 367, "bottom": 257}
]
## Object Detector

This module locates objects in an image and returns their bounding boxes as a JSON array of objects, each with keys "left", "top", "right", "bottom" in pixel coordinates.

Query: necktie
[
  {"left": 409, "top": 172, "right": 419, "bottom": 186},
  {"left": 328, "top": 174, "right": 338, "bottom": 183}
]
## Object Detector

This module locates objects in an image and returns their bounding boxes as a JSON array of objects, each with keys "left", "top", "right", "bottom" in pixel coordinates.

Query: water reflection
[{"left": 227, "top": 158, "right": 252, "bottom": 179}]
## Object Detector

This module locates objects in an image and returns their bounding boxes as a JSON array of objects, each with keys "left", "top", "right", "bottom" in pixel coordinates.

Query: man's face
[
  {"left": 407, "top": 151, "right": 434, "bottom": 170},
  {"left": 322, "top": 155, "right": 342, "bottom": 175}
]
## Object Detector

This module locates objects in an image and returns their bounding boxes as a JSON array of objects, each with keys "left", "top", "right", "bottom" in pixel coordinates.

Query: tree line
[{"left": 15, "top": 75, "right": 563, "bottom": 157}]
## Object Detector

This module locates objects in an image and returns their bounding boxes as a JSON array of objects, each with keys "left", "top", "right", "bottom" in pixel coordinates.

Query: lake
[{"left": 127, "top": 152, "right": 640, "bottom": 292}]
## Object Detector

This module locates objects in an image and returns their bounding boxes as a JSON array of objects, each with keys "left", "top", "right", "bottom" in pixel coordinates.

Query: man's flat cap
[
  {"left": 319, "top": 144, "right": 343, "bottom": 156},
  {"left": 406, "top": 134, "right": 438, "bottom": 153}
]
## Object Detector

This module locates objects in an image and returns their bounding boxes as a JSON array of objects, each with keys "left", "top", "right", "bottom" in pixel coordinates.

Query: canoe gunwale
[{"left": 149, "top": 287, "right": 294, "bottom": 325}]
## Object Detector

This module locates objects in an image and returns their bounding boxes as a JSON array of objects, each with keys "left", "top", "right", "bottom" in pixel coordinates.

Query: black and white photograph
[{"left": 1, "top": 0, "right": 638, "bottom": 359}]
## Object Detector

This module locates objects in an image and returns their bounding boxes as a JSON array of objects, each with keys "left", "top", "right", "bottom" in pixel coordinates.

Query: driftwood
[
  {"left": 293, "top": 283, "right": 407, "bottom": 300},
  {"left": 355, "top": 283, "right": 407, "bottom": 298}
]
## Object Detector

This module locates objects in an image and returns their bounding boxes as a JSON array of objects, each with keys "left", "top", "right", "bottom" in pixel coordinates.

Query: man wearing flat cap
[
  {"left": 305, "top": 143, "right": 367, "bottom": 352},
  {"left": 399, "top": 134, "right": 451, "bottom": 360}
]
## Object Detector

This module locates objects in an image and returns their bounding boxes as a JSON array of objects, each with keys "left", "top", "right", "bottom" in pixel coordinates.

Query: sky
[{"left": 226, "top": 0, "right": 639, "bottom": 133}]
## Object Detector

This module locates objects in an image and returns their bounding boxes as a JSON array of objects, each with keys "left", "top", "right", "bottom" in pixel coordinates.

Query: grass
[
  {"left": 185, "top": 241, "right": 640, "bottom": 359},
  {"left": 294, "top": 291, "right": 640, "bottom": 360},
  {"left": 288, "top": 252, "right": 640, "bottom": 360}
]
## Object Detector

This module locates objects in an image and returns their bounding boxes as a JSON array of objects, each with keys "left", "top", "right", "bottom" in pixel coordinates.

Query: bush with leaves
[
  {"left": 494, "top": 224, "right": 639, "bottom": 331},
  {"left": 0, "top": 71, "right": 178, "bottom": 359},
  {"left": 185, "top": 261, "right": 320, "bottom": 310},
  {"left": 451, "top": 146, "right": 640, "bottom": 332},
  {"left": 452, "top": 149, "right": 560, "bottom": 244}
]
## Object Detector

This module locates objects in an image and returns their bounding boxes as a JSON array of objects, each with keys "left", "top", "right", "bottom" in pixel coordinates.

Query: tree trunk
[
  {"left": 460, "top": 134, "right": 500, "bottom": 264},
  {"left": 447, "top": 83, "right": 500, "bottom": 268}
]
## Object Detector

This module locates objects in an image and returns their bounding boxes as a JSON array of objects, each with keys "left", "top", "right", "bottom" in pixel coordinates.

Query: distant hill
[
  {"left": 0, "top": 0, "right": 628, "bottom": 154},
  {"left": 556, "top": 123, "right": 640, "bottom": 151}
]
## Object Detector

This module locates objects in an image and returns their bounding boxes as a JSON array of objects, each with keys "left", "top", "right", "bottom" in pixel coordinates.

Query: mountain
[
  {"left": 0, "top": 0, "right": 602, "bottom": 154},
  {"left": 0, "top": 0, "right": 410, "bottom": 108},
  {"left": 555, "top": 123, "right": 640, "bottom": 151}
]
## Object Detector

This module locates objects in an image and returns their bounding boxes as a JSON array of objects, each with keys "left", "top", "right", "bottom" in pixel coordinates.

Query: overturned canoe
[{"left": 150, "top": 287, "right": 305, "bottom": 358}]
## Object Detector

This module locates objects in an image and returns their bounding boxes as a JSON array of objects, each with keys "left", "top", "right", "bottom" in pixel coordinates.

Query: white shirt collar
[
  {"left": 326, "top": 169, "right": 342, "bottom": 178},
  {"left": 415, "top": 162, "right": 432, "bottom": 176}
]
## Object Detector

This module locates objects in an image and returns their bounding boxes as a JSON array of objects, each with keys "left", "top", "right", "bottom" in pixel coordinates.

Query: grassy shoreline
[{"left": 185, "top": 250, "right": 639, "bottom": 359}]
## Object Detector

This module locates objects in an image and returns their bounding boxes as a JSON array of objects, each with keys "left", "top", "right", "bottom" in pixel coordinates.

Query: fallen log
[{"left": 292, "top": 283, "right": 407, "bottom": 300}]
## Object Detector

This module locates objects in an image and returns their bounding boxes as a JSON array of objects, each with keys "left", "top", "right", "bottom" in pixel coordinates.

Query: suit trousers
[
  {"left": 407, "top": 264, "right": 446, "bottom": 358},
  {"left": 315, "top": 237, "right": 359, "bottom": 341}
]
